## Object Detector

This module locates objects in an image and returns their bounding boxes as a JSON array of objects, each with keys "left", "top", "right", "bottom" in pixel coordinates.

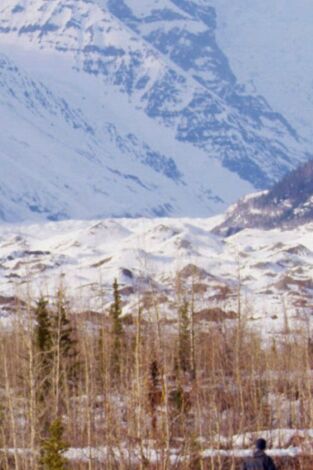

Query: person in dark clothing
[{"left": 242, "top": 438, "right": 277, "bottom": 470}]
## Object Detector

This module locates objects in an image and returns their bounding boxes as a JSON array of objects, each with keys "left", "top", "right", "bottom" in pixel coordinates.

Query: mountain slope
[
  {"left": 210, "top": 0, "right": 313, "bottom": 142},
  {"left": 0, "top": 0, "right": 310, "bottom": 221},
  {"left": 105, "top": 0, "right": 308, "bottom": 185},
  {"left": 2, "top": 53, "right": 250, "bottom": 221},
  {"left": 214, "top": 160, "right": 313, "bottom": 236}
]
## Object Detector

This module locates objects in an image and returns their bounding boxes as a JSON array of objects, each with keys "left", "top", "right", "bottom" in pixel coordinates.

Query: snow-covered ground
[
  {"left": 5, "top": 427, "right": 313, "bottom": 465},
  {"left": 1, "top": 217, "right": 312, "bottom": 336},
  {"left": 64, "top": 435, "right": 313, "bottom": 464}
]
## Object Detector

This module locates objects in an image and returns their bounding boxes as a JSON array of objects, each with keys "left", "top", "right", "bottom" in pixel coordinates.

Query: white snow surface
[
  {"left": 211, "top": 0, "right": 313, "bottom": 142},
  {"left": 1, "top": 217, "right": 313, "bottom": 336},
  {"left": 6, "top": 427, "right": 313, "bottom": 464}
]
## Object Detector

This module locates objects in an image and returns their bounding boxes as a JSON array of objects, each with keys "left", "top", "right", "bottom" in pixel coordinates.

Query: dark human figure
[{"left": 242, "top": 438, "right": 277, "bottom": 470}]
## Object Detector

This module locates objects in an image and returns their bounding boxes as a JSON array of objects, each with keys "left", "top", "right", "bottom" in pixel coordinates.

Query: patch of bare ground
[
  {"left": 275, "top": 275, "right": 313, "bottom": 291},
  {"left": 178, "top": 264, "right": 216, "bottom": 281},
  {"left": 195, "top": 307, "right": 237, "bottom": 322}
]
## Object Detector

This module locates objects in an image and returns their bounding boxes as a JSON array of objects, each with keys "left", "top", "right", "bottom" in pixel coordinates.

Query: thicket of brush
[{"left": 0, "top": 279, "right": 313, "bottom": 469}]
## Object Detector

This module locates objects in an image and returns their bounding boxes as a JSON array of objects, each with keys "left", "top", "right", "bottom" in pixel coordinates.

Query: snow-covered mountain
[
  {"left": 210, "top": 0, "right": 313, "bottom": 142},
  {"left": 0, "top": 216, "right": 312, "bottom": 335},
  {"left": 214, "top": 160, "right": 313, "bottom": 236},
  {"left": 0, "top": 0, "right": 310, "bottom": 222}
]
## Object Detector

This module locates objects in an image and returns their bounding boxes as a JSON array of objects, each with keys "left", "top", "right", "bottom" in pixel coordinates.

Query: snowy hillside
[
  {"left": 0, "top": 0, "right": 311, "bottom": 221},
  {"left": 1, "top": 217, "right": 312, "bottom": 335},
  {"left": 0, "top": 52, "right": 241, "bottom": 221}
]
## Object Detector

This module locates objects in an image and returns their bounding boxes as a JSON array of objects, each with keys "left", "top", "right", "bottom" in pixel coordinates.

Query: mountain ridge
[{"left": 214, "top": 160, "right": 313, "bottom": 236}]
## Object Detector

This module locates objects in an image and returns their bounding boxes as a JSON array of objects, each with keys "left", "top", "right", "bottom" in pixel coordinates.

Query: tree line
[{"left": 0, "top": 279, "right": 312, "bottom": 469}]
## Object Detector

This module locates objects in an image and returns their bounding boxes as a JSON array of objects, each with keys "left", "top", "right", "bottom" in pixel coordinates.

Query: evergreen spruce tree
[
  {"left": 53, "top": 290, "right": 79, "bottom": 387},
  {"left": 35, "top": 297, "right": 52, "bottom": 358},
  {"left": 178, "top": 300, "right": 191, "bottom": 373},
  {"left": 148, "top": 359, "right": 160, "bottom": 431},
  {"left": 51, "top": 290, "right": 79, "bottom": 415},
  {"left": 39, "top": 418, "right": 69, "bottom": 470},
  {"left": 110, "top": 278, "right": 124, "bottom": 381},
  {"left": 34, "top": 296, "right": 53, "bottom": 400}
]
